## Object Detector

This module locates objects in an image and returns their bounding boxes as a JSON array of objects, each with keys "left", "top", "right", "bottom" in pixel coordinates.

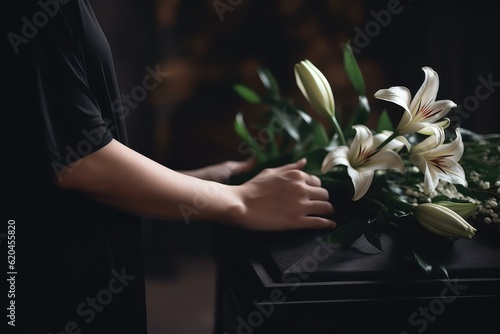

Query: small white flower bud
[
  {"left": 480, "top": 207, "right": 490, "bottom": 214},
  {"left": 295, "top": 60, "right": 335, "bottom": 118},
  {"left": 414, "top": 203, "right": 476, "bottom": 239}
]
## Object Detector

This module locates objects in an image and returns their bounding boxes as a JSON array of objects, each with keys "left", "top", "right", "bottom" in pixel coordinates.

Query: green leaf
[
  {"left": 343, "top": 42, "right": 366, "bottom": 96},
  {"left": 324, "top": 220, "right": 367, "bottom": 246},
  {"left": 413, "top": 250, "right": 432, "bottom": 274},
  {"left": 344, "top": 96, "right": 371, "bottom": 137},
  {"left": 257, "top": 67, "right": 280, "bottom": 99},
  {"left": 271, "top": 107, "right": 300, "bottom": 142},
  {"left": 311, "top": 122, "right": 330, "bottom": 148},
  {"left": 368, "top": 204, "right": 393, "bottom": 233},
  {"left": 363, "top": 229, "right": 383, "bottom": 252},
  {"left": 294, "top": 147, "right": 328, "bottom": 174},
  {"left": 342, "top": 42, "right": 370, "bottom": 137},
  {"left": 413, "top": 250, "right": 449, "bottom": 280},
  {"left": 263, "top": 117, "right": 279, "bottom": 158},
  {"left": 233, "top": 113, "right": 266, "bottom": 162},
  {"left": 376, "top": 109, "right": 394, "bottom": 132},
  {"left": 296, "top": 109, "right": 313, "bottom": 124},
  {"left": 431, "top": 195, "right": 452, "bottom": 203},
  {"left": 233, "top": 84, "right": 261, "bottom": 104},
  {"left": 454, "top": 184, "right": 474, "bottom": 198}
]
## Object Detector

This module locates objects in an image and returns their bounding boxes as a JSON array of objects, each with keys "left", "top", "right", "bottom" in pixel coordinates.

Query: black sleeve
[{"left": 31, "top": 2, "right": 113, "bottom": 170}]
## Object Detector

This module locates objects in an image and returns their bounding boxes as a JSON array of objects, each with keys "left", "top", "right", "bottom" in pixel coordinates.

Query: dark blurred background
[{"left": 90, "top": 0, "right": 500, "bottom": 333}]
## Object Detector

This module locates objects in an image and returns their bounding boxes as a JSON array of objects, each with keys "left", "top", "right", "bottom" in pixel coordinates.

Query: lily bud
[
  {"left": 433, "top": 201, "right": 478, "bottom": 219},
  {"left": 413, "top": 203, "right": 477, "bottom": 239},
  {"left": 294, "top": 60, "right": 335, "bottom": 118}
]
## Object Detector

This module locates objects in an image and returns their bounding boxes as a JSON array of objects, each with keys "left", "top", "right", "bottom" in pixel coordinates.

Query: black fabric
[
  {"left": 245, "top": 226, "right": 500, "bottom": 284},
  {"left": 2, "top": 1, "right": 146, "bottom": 333}
]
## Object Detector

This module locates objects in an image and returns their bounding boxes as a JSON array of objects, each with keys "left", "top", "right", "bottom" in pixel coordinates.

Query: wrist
[{"left": 217, "top": 184, "right": 248, "bottom": 227}]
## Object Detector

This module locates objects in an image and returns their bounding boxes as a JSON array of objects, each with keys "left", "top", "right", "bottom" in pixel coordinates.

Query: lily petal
[
  {"left": 423, "top": 162, "right": 441, "bottom": 195},
  {"left": 438, "top": 163, "right": 468, "bottom": 187},
  {"left": 347, "top": 167, "right": 374, "bottom": 201},
  {"left": 417, "top": 123, "right": 446, "bottom": 141},
  {"left": 432, "top": 128, "right": 464, "bottom": 161},
  {"left": 374, "top": 86, "right": 412, "bottom": 114},
  {"left": 348, "top": 125, "right": 373, "bottom": 163},
  {"left": 434, "top": 118, "right": 451, "bottom": 129},
  {"left": 411, "top": 134, "right": 442, "bottom": 154},
  {"left": 395, "top": 111, "right": 414, "bottom": 134},
  {"left": 321, "top": 146, "right": 350, "bottom": 174},
  {"left": 414, "top": 99, "right": 457, "bottom": 124},
  {"left": 395, "top": 135, "right": 412, "bottom": 152},
  {"left": 409, "top": 67, "right": 439, "bottom": 113},
  {"left": 361, "top": 150, "right": 405, "bottom": 174}
]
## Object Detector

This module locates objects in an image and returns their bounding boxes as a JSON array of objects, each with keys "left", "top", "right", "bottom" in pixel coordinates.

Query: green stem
[
  {"left": 367, "top": 197, "right": 388, "bottom": 211},
  {"left": 376, "top": 130, "right": 400, "bottom": 151},
  {"left": 331, "top": 116, "right": 347, "bottom": 146},
  {"left": 385, "top": 192, "right": 416, "bottom": 212}
]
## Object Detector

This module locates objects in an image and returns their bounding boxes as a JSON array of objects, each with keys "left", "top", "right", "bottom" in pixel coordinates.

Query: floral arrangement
[{"left": 232, "top": 42, "right": 500, "bottom": 274}]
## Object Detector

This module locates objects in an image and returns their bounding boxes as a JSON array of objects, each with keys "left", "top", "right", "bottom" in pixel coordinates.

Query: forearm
[
  {"left": 177, "top": 160, "right": 255, "bottom": 182},
  {"left": 55, "top": 139, "right": 336, "bottom": 231},
  {"left": 56, "top": 139, "right": 242, "bottom": 222}
]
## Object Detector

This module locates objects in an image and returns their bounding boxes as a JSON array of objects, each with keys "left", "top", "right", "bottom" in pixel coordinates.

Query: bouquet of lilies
[{"left": 233, "top": 42, "right": 500, "bottom": 273}]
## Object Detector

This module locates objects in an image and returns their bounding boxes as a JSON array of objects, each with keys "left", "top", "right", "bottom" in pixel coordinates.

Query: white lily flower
[
  {"left": 294, "top": 60, "right": 335, "bottom": 118},
  {"left": 321, "top": 125, "right": 405, "bottom": 201},
  {"left": 374, "top": 67, "right": 457, "bottom": 135},
  {"left": 413, "top": 203, "right": 476, "bottom": 239},
  {"left": 410, "top": 128, "right": 467, "bottom": 194}
]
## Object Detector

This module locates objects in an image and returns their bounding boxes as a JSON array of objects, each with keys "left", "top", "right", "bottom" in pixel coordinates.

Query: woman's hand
[
  {"left": 178, "top": 160, "right": 255, "bottom": 182},
  {"left": 230, "top": 159, "right": 336, "bottom": 231}
]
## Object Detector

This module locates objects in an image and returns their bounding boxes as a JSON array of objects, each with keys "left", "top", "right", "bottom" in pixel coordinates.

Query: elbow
[
  {"left": 51, "top": 167, "right": 82, "bottom": 191},
  {"left": 50, "top": 157, "right": 95, "bottom": 191}
]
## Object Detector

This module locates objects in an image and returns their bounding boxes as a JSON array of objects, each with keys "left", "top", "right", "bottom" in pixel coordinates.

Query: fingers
[
  {"left": 306, "top": 199, "right": 334, "bottom": 215},
  {"left": 270, "top": 158, "right": 307, "bottom": 173},
  {"left": 305, "top": 173, "right": 322, "bottom": 187},
  {"left": 267, "top": 159, "right": 321, "bottom": 187},
  {"left": 298, "top": 216, "right": 337, "bottom": 229},
  {"left": 237, "top": 158, "right": 338, "bottom": 232},
  {"left": 306, "top": 185, "right": 330, "bottom": 201},
  {"left": 285, "top": 170, "right": 326, "bottom": 200}
]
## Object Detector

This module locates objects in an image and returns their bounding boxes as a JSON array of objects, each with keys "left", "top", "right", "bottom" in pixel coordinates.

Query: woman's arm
[
  {"left": 177, "top": 160, "right": 255, "bottom": 182},
  {"left": 56, "top": 139, "right": 336, "bottom": 231}
]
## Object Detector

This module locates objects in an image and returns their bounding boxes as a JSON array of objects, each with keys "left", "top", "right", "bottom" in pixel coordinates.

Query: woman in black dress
[{"left": 1, "top": 1, "right": 336, "bottom": 332}]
